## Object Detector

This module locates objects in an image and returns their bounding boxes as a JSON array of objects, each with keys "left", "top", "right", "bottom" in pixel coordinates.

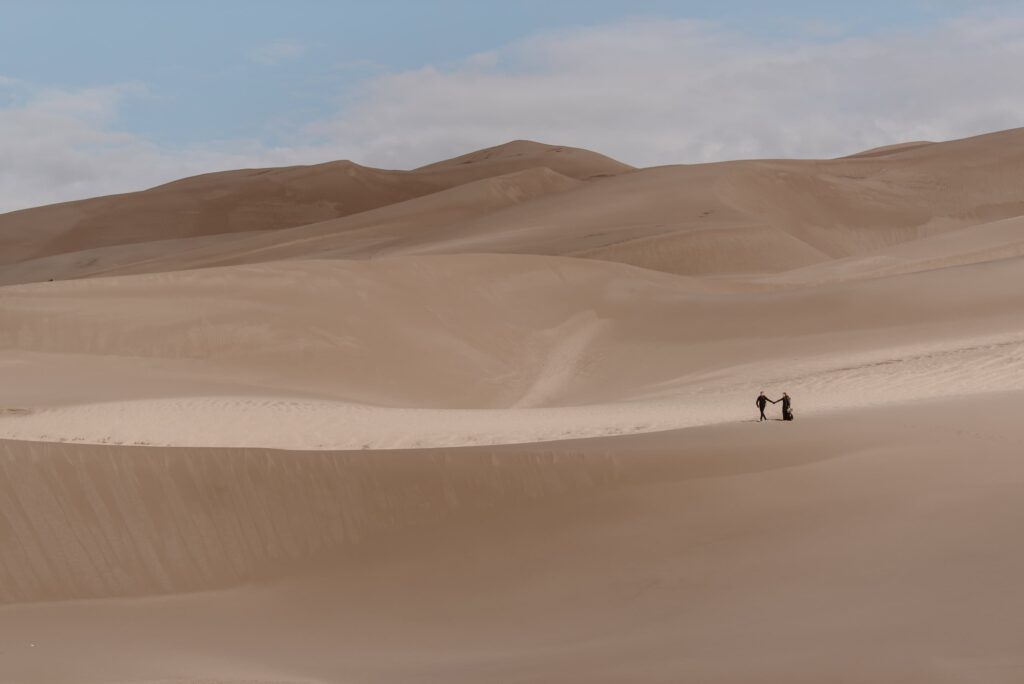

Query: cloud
[
  {"left": 250, "top": 39, "right": 305, "bottom": 66},
  {"left": 307, "top": 15, "right": 1024, "bottom": 168},
  {"left": 3, "top": 12, "right": 1024, "bottom": 213},
  {"left": 0, "top": 82, "right": 317, "bottom": 212}
]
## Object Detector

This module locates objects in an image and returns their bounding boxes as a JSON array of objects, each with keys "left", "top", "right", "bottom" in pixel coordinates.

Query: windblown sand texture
[{"left": 2, "top": 130, "right": 1024, "bottom": 682}]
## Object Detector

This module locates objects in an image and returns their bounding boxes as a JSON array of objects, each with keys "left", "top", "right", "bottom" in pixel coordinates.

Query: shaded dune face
[
  {"left": 0, "top": 439, "right": 619, "bottom": 603},
  {"left": 0, "top": 161, "right": 448, "bottom": 266},
  {"left": 0, "top": 395, "right": 897, "bottom": 604},
  {"left": 0, "top": 140, "right": 632, "bottom": 269},
  {"left": 0, "top": 166, "right": 587, "bottom": 286}
]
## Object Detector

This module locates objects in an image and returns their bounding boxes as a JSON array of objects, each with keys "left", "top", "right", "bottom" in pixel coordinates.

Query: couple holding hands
[{"left": 756, "top": 391, "right": 793, "bottom": 422}]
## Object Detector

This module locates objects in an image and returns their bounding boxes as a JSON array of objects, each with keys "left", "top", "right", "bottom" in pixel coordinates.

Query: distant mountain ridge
[
  {"left": 0, "top": 141, "right": 632, "bottom": 267},
  {"left": 4, "top": 128, "right": 1024, "bottom": 284}
]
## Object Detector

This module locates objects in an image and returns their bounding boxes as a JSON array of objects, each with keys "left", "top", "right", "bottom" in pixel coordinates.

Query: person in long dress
[{"left": 779, "top": 392, "right": 793, "bottom": 421}]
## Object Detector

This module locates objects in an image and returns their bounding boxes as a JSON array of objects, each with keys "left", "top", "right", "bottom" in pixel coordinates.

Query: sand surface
[
  {"left": 2, "top": 130, "right": 1024, "bottom": 682},
  {"left": 2, "top": 395, "right": 1024, "bottom": 682}
]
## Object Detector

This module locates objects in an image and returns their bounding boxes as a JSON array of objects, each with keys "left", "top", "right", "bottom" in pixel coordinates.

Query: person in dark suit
[{"left": 755, "top": 392, "right": 773, "bottom": 421}]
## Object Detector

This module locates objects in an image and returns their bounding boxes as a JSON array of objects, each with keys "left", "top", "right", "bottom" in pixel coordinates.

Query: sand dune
[
  {"left": 2, "top": 394, "right": 1023, "bottom": 682},
  {"left": 758, "top": 213, "right": 1024, "bottom": 285},
  {"left": 416, "top": 138, "right": 635, "bottom": 180},
  {"left": 0, "top": 160, "right": 445, "bottom": 266},
  {"left": 0, "top": 166, "right": 585, "bottom": 285},
  {"left": 0, "top": 436, "right": 620, "bottom": 603},
  {"left": 0, "top": 140, "right": 631, "bottom": 269},
  {"left": 5, "top": 128, "right": 1024, "bottom": 284},
  {"left": 4, "top": 129, "right": 1024, "bottom": 683},
  {"left": 841, "top": 139, "right": 935, "bottom": 158},
  {"left": 2, "top": 253, "right": 1023, "bottom": 450}
]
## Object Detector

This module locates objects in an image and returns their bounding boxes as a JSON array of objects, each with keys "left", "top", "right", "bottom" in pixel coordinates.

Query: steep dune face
[
  {"left": 3, "top": 394, "right": 1024, "bottom": 683},
  {"left": 0, "top": 141, "right": 631, "bottom": 268},
  {"left": 0, "top": 392, "right": 1013, "bottom": 606},
  {"left": 0, "top": 438, "right": 619, "bottom": 602}
]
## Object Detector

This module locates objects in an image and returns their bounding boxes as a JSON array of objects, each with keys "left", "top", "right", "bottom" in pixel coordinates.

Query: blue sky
[
  {"left": 1, "top": 1, "right": 1021, "bottom": 210},
  {"left": 0, "top": 1, "right": 973, "bottom": 145}
]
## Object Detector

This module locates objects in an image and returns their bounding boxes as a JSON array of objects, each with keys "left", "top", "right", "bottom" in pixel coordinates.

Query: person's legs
[{"left": 759, "top": 408, "right": 766, "bottom": 421}]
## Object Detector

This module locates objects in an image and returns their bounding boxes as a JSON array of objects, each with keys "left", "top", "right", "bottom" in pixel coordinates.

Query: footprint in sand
[{"left": 1, "top": 408, "right": 32, "bottom": 416}]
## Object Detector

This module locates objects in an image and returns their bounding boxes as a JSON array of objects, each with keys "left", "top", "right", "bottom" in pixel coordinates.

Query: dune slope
[
  {"left": 0, "top": 166, "right": 585, "bottom": 285},
  {"left": 1, "top": 393, "right": 1023, "bottom": 683},
  {"left": 0, "top": 141, "right": 631, "bottom": 268},
  {"left": 2, "top": 253, "right": 1023, "bottom": 449},
  {"left": 5, "top": 128, "right": 1024, "bottom": 283}
]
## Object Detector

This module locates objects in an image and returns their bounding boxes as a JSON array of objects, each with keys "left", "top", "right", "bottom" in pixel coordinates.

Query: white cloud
[
  {"left": 250, "top": 39, "right": 305, "bottom": 66},
  {"left": 0, "top": 83, "right": 316, "bottom": 212},
  {"left": 307, "top": 16, "right": 1024, "bottom": 169},
  {"left": 301, "top": 15, "right": 1024, "bottom": 167},
  {"left": 3, "top": 13, "right": 1024, "bottom": 213}
]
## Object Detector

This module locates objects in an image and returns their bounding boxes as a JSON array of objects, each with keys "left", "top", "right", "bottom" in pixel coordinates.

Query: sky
[{"left": 1, "top": 0, "right": 1023, "bottom": 211}]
